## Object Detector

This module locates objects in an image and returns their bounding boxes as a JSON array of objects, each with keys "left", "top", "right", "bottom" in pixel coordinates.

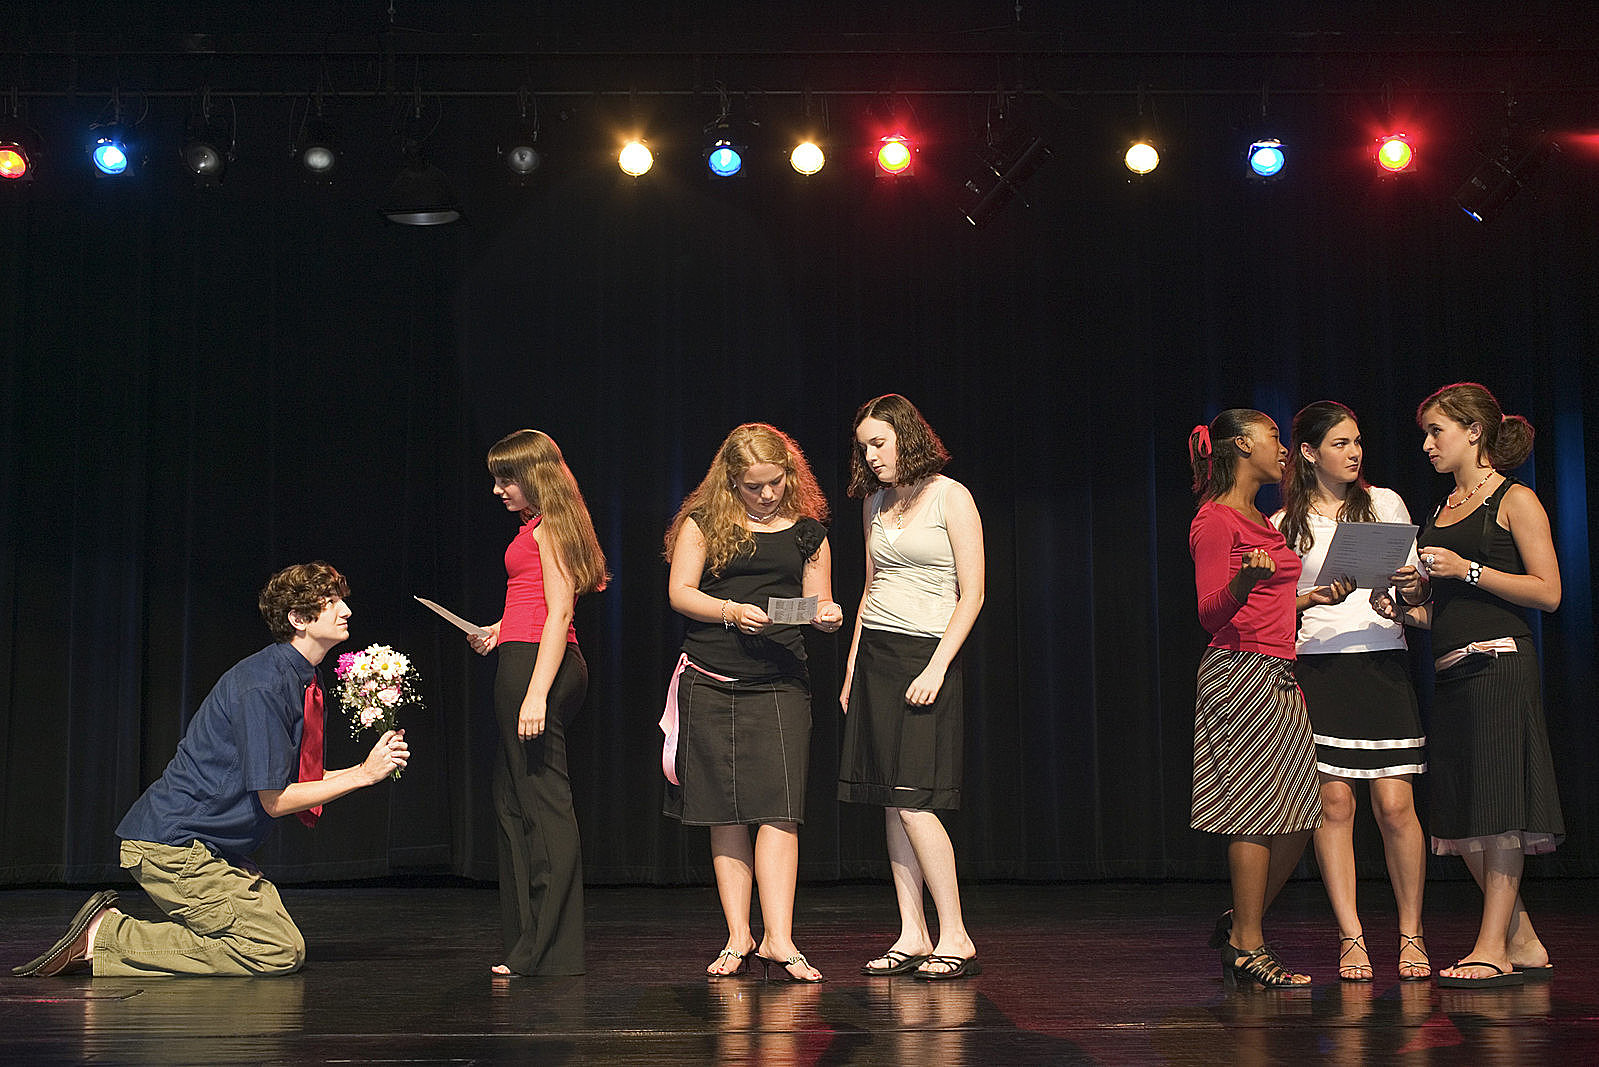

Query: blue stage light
[
  {"left": 1248, "top": 139, "right": 1285, "bottom": 178},
  {"left": 92, "top": 135, "right": 129, "bottom": 175},
  {"left": 707, "top": 140, "right": 743, "bottom": 178}
]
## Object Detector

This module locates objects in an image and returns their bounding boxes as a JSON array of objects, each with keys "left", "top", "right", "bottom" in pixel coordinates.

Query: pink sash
[{"left": 659, "top": 653, "right": 736, "bottom": 785}]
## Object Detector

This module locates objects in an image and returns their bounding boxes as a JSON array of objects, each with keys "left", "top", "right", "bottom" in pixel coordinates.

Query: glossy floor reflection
[{"left": 3, "top": 879, "right": 1598, "bottom": 1063}]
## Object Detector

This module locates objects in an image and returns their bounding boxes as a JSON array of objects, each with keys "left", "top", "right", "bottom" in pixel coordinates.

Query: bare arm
[
  {"left": 905, "top": 481, "right": 985, "bottom": 706},
  {"left": 801, "top": 536, "right": 844, "bottom": 632},
  {"left": 668, "top": 518, "right": 771, "bottom": 632},
  {"left": 516, "top": 523, "right": 577, "bottom": 741},
  {"left": 839, "top": 499, "right": 875, "bottom": 712}
]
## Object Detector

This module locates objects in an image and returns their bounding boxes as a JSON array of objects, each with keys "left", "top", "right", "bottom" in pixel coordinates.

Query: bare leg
[
  {"left": 864, "top": 806, "right": 936, "bottom": 971},
  {"left": 707, "top": 824, "right": 757, "bottom": 975},
  {"left": 898, "top": 808, "right": 976, "bottom": 974},
  {"left": 752, "top": 822, "right": 820, "bottom": 980},
  {"left": 1370, "top": 775, "right": 1429, "bottom": 976},
  {"left": 1228, "top": 832, "right": 1312, "bottom": 983},
  {"left": 1312, "top": 776, "right": 1369, "bottom": 978},
  {"left": 1451, "top": 846, "right": 1547, "bottom": 973}
]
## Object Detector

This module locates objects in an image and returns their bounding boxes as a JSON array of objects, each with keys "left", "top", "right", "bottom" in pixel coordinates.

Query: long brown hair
[
  {"left": 847, "top": 393, "right": 950, "bottom": 498},
  {"left": 664, "top": 423, "right": 828, "bottom": 576},
  {"left": 487, "top": 430, "right": 609, "bottom": 595},
  {"left": 1188, "top": 408, "right": 1270, "bottom": 504},
  {"left": 1415, "top": 381, "right": 1535, "bottom": 471},
  {"left": 1279, "top": 401, "right": 1377, "bottom": 553}
]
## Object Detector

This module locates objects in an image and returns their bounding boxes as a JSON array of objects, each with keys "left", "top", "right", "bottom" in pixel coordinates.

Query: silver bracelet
[{"left": 1466, "top": 560, "right": 1482, "bottom": 585}]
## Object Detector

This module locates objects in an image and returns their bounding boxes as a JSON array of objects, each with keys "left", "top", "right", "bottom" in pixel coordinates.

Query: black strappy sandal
[
  {"left": 1338, "top": 934, "right": 1374, "bottom": 982},
  {"left": 1222, "top": 943, "right": 1310, "bottom": 989}
]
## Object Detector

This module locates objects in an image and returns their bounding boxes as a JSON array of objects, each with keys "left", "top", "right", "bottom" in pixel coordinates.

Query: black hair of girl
[
  {"left": 1415, "top": 381, "right": 1535, "bottom": 472},
  {"left": 1188, "top": 408, "right": 1269, "bottom": 504},
  {"left": 1278, "top": 401, "right": 1377, "bottom": 554}
]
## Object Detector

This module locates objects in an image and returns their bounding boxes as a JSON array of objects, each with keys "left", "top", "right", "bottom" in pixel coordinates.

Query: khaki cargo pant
[{"left": 92, "top": 840, "right": 305, "bottom": 977}]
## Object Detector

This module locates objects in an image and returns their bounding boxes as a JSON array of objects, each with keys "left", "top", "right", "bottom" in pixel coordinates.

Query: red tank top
[{"left": 500, "top": 516, "right": 577, "bottom": 644}]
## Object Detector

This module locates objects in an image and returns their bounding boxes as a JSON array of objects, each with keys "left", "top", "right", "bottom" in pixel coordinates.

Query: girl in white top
[
  {"left": 1273, "top": 401, "right": 1430, "bottom": 983},
  {"left": 838, "top": 394, "right": 985, "bottom": 981}
]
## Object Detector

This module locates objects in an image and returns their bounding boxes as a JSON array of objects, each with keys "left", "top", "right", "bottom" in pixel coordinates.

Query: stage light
[
  {"left": 619, "top": 139, "right": 653, "bottom": 177},
  {"left": 1376, "top": 133, "right": 1415, "bottom": 173},
  {"left": 91, "top": 126, "right": 132, "bottom": 175},
  {"left": 1456, "top": 134, "right": 1558, "bottom": 223},
  {"left": 790, "top": 140, "right": 825, "bottom": 176},
  {"left": 875, "top": 135, "right": 913, "bottom": 177},
  {"left": 963, "top": 134, "right": 1052, "bottom": 228},
  {"left": 702, "top": 93, "right": 750, "bottom": 181},
  {"left": 293, "top": 113, "right": 339, "bottom": 181},
  {"left": 0, "top": 143, "right": 25, "bottom": 181},
  {"left": 381, "top": 146, "right": 461, "bottom": 225},
  {"left": 1124, "top": 139, "right": 1160, "bottom": 175},
  {"left": 500, "top": 91, "right": 541, "bottom": 183},
  {"left": 181, "top": 95, "right": 235, "bottom": 187},
  {"left": 1247, "top": 139, "right": 1286, "bottom": 178}
]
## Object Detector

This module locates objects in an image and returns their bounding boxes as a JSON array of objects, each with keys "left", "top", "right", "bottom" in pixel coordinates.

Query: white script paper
[
  {"left": 766, "top": 595, "right": 820, "bottom": 625},
  {"left": 1308, "top": 522, "right": 1419, "bottom": 589},
  {"left": 413, "top": 596, "right": 492, "bottom": 639}
]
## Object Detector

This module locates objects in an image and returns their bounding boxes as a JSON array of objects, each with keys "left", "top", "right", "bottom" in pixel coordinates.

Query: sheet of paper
[
  {"left": 1307, "top": 522, "right": 1419, "bottom": 589},
  {"left": 766, "top": 595, "right": 819, "bottom": 625},
  {"left": 413, "top": 596, "right": 491, "bottom": 639}
]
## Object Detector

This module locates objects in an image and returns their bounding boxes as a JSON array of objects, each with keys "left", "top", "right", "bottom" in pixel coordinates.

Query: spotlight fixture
[
  {"left": 963, "top": 132, "right": 1052, "bottom": 228},
  {"left": 90, "top": 125, "right": 133, "bottom": 176},
  {"left": 1124, "top": 139, "right": 1160, "bottom": 175},
  {"left": 293, "top": 104, "right": 339, "bottom": 182},
  {"left": 1375, "top": 133, "right": 1415, "bottom": 174},
  {"left": 790, "top": 139, "right": 825, "bottom": 176},
  {"left": 0, "top": 96, "right": 39, "bottom": 183},
  {"left": 1247, "top": 138, "right": 1286, "bottom": 178},
  {"left": 705, "top": 125, "right": 745, "bottom": 179},
  {"left": 381, "top": 144, "right": 461, "bottom": 225},
  {"left": 618, "top": 138, "right": 653, "bottom": 177},
  {"left": 1455, "top": 132, "right": 1558, "bottom": 223},
  {"left": 875, "top": 134, "right": 914, "bottom": 177},
  {"left": 181, "top": 92, "right": 235, "bottom": 187},
  {"left": 500, "top": 89, "right": 541, "bottom": 183}
]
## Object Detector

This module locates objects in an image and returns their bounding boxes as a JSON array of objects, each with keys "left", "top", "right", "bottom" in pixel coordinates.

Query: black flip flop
[
  {"left": 861, "top": 949, "right": 930, "bottom": 976},
  {"left": 1437, "top": 960, "right": 1524, "bottom": 988}
]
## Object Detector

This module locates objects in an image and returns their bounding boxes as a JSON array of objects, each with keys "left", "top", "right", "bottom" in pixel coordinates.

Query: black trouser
[{"left": 493, "top": 641, "right": 588, "bottom": 975}]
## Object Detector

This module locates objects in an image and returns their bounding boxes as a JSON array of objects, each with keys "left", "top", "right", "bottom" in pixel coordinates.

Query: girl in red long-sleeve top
[{"left": 1188, "top": 408, "right": 1351, "bottom": 988}]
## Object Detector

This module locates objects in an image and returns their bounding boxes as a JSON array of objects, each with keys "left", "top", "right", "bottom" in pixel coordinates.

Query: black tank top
[{"left": 1417, "top": 478, "right": 1531, "bottom": 653}]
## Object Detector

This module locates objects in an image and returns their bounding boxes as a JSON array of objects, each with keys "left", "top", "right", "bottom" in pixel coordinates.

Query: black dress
[
  {"left": 1418, "top": 478, "right": 1564, "bottom": 853},
  {"left": 664, "top": 517, "right": 825, "bottom": 826}
]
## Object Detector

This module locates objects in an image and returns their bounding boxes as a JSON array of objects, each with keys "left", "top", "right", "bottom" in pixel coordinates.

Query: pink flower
[
  {"left": 335, "top": 652, "right": 356, "bottom": 678},
  {"left": 377, "top": 686, "right": 401, "bottom": 706},
  {"left": 359, "top": 708, "right": 382, "bottom": 727}
]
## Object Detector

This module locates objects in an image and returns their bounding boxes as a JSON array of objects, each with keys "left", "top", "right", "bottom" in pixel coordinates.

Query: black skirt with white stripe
[
  {"left": 1296, "top": 650, "right": 1426, "bottom": 779},
  {"left": 1191, "top": 647, "right": 1322, "bottom": 836}
]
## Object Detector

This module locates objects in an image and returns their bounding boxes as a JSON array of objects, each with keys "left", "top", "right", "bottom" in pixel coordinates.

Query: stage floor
[{"left": 3, "top": 879, "right": 1596, "bottom": 1064}]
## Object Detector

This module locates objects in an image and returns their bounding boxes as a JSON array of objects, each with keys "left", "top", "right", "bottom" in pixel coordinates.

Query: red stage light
[
  {"left": 0, "top": 143, "right": 29, "bottom": 181},
  {"left": 875, "top": 135, "right": 913, "bottom": 177},
  {"left": 1376, "top": 133, "right": 1415, "bottom": 173}
]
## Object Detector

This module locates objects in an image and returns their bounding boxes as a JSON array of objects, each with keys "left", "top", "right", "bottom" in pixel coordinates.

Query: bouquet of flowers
[{"left": 333, "top": 644, "right": 422, "bottom": 778}]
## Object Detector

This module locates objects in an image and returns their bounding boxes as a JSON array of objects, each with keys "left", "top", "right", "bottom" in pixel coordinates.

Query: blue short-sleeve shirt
[{"left": 117, "top": 642, "right": 318, "bottom": 861}]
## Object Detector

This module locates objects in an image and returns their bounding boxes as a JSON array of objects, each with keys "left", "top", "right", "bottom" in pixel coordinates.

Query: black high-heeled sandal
[
  {"left": 1221, "top": 943, "right": 1310, "bottom": 989},
  {"left": 755, "top": 951, "right": 825, "bottom": 984}
]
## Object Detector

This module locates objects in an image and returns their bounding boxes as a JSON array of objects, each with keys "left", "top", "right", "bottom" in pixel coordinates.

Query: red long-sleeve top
[{"left": 1188, "top": 500, "right": 1300, "bottom": 658}]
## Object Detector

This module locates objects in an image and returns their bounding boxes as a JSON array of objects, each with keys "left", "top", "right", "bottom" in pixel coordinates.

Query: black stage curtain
[{"left": 2, "top": 85, "right": 1595, "bottom": 887}]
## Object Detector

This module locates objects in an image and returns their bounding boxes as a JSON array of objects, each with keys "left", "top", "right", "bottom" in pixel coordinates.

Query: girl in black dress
[
  {"left": 662, "top": 424, "right": 843, "bottom": 982},
  {"left": 1387, "top": 383, "right": 1563, "bottom": 989}
]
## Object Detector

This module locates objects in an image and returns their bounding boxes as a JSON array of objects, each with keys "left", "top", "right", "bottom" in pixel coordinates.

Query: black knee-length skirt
[
  {"left": 1296, "top": 650, "right": 1426, "bottom": 779},
  {"left": 837, "top": 627, "right": 963, "bottom": 811},
  {"left": 663, "top": 667, "right": 812, "bottom": 826}
]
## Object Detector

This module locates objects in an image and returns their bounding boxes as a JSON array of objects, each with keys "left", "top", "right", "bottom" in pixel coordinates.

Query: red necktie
[{"left": 297, "top": 680, "right": 325, "bottom": 828}]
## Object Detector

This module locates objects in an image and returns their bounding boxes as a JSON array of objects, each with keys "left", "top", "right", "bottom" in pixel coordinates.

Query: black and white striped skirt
[
  {"left": 1297, "top": 650, "right": 1426, "bottom": 779},
  {"left": 1191, "top": 647, "right": 1322, "bottom": 836}
]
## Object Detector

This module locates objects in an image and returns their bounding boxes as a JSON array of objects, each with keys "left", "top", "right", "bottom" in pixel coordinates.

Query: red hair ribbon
[{"left": 1191, "top": 424, "right": 1212, "bottom": 458}]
